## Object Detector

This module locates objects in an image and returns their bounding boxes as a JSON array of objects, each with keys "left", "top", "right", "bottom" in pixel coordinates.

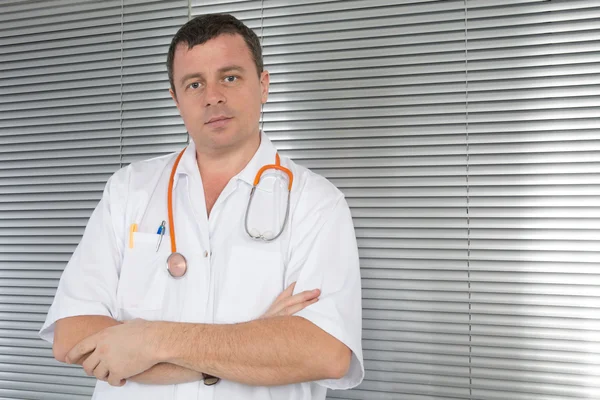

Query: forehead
[{"left": 172, "top": 33, "right": 256, "bottom": 75}]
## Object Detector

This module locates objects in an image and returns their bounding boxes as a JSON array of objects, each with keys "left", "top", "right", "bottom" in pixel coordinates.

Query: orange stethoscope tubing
[
  {"left": 167, "top": 148, "right": 293, "bottom": 252},
  {"left": 254, "top": 153, "right": 293, "bottom": 190},
  {"left": 167, "top": 148, "right": 186, "bottom": 254}
]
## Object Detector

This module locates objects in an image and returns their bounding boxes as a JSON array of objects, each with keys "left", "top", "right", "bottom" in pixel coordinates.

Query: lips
[
  {"left": 205, "top": 116, "right": 231, "bottom": 124},
  {"left": 204, "top": 116, "right": 232, "bottom": 130}
]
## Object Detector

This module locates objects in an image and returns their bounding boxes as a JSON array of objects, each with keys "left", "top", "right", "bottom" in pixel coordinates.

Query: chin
[
  {"left": 193, "top": 126, "right": 256, "bottom": 152},
  {"left": 208, "top": 134, "right": 242, "bottom": 152}
]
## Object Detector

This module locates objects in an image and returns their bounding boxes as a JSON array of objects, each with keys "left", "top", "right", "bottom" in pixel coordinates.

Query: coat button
[{"left": 204, "top": 250, "right": 209, "bottom": 258}]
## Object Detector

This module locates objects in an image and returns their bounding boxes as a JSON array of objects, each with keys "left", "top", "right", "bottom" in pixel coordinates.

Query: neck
[{"left": 195, "top": 133, "right": 261, "bottom": 181}]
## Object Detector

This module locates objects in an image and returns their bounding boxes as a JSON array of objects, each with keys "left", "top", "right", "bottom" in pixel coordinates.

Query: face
[{"left": 169, "top": 33, "right": 269, "bottom": 154}]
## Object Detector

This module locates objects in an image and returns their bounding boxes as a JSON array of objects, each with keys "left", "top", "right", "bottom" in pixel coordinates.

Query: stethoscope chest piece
[{"left": 167, "top": 252, "right": 187, "bottom": 278}]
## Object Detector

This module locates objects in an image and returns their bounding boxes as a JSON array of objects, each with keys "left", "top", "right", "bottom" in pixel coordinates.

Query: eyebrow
[{"left": 179, "top": 65, "right": 247, "bottom": 86}]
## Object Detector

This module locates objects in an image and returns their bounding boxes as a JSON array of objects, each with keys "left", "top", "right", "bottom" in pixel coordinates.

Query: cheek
[
  {"left": 238, "top": 102, "right": 262, "bottom": 124},
  {"left": 178, "top": 106, "right": 206, "bottom": 134},
  {"left": 179, "top": 100, "right": 203, "bottom": 119}
]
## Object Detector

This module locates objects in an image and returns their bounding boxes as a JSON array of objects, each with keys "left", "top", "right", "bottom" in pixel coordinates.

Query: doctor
[{"left": 39, "top": 13, "right": 364, "bottom": 400}]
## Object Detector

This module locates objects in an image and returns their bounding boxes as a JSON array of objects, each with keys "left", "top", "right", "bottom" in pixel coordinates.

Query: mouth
[
  {"left": 205, "top": 116, "right": 232, "bottom": 129},
  {"left": 205, "top": 116, "right": 232, "bottom": 125}
]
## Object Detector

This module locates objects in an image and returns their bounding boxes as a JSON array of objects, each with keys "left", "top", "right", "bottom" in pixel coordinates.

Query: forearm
[
  {"left": 55, "top": 315, "right": 202, "bottom": 385},
  {"left": 128, "top": 362, "right": 203, "bottom": 385},
  {"left": 157, "top": 316, "right": 351, "bottom": 386}
]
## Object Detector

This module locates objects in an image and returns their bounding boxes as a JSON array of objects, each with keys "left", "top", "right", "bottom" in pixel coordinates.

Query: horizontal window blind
[
  {"left": 0, "top": 0, "right": 123, "bottom": 398},
  {"left": 121, "top": 0, "right": 190, "bottom": 165},
  {"left": 1, "top": 1, "right": 599, "bottom": 399},
  {"left": 465, "top": 1, "right": 600, "bottom": 399}
]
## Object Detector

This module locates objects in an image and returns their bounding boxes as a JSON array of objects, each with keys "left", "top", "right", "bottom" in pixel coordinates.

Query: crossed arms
[{"left": 53, "top": 283, "right": 352, "bottom": 387}]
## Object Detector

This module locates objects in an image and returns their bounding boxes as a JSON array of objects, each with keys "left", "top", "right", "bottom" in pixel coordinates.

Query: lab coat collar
[
  {"left": 174, "top": 137, "right": 200, "bottom": 186},
  {"left": 235, "top": 130, "right": 278, "bottom": 187},
  {"left": 174, "top": 131, "right": 278, "bottom": 188}
]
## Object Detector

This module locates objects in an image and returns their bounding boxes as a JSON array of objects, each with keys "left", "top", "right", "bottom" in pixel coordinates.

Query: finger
[
  {"left": 301, "top": 288, "right": 320, "bottom": 301},
  {"left": 273, "top": 282, "right": 296, "bottom": 303},
  {"left": 82, "top": 351, "right": 101, "bottom": 377},
  {"left": 261, "top": 284, "right": 313, "bottom": 319},
  {"left": 268, "top": 289, "right": 319, "bottom": 317},
  {"left": 107, "top": 372, "right": 126, "bottom": 387},
  {"left": 69, "top": 352, "right": 91, "bottom": 367},
  {"left": 79, "top": 353, "right": 91, "bottom": 365},
  {"left": 93, "top": 361, "right": 110, "bottom": 381},
  {"left": 66, "top": 335, "right": 97, "bottom": 365},
  {"left": 281, "top": 289, "right": 320, "bottom": 309},
  {"left": 280, "top": 297, "right": 319, "bottom": 316}
]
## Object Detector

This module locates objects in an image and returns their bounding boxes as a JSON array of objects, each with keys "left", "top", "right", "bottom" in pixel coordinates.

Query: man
[{"left": 39, "top": 13, "right": 364, "bottom": 400}]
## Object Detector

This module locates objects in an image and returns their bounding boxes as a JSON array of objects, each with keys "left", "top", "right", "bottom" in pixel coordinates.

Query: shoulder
[
  {"left": 100, "top": 152, "right": 177, "bottom": 220},
  {"left": 106, "top": 153, "right": 176, "bottom": 193},
  {"left": 283, "top": 156, "right": 346, "bottom": 221}
]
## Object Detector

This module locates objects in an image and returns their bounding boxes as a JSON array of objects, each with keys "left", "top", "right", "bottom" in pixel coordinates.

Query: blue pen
[{"left": 156, "top": 220, "right": 166, "bottom": 252}]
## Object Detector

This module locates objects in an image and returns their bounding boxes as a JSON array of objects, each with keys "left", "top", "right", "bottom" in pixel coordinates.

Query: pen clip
[{"left": 156, "top": 221, "right": 166, "bottom": 252}]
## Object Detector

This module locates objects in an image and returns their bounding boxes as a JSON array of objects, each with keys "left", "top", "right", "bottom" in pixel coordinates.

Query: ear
[{"left": 260, "top": 70, "right": 270, "bottom": 104}]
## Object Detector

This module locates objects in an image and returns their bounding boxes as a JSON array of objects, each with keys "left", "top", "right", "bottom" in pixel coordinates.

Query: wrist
[{"left": 153, "top": 321, "right": 176, "bottom": 363}]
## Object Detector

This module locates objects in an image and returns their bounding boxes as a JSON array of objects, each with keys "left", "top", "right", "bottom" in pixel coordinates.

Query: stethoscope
[{"left": 164, "top": 147, "right": 293, "bottom": 279}]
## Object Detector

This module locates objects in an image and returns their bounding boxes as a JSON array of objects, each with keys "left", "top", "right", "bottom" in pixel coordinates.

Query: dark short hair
[{"left": 167, "top": 14, "right": 263, "bottom": 94}]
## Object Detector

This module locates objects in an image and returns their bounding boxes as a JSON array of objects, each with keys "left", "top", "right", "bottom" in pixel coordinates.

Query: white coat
[{"left": 40, "top": 131, "right": 364, "bottom": 399}]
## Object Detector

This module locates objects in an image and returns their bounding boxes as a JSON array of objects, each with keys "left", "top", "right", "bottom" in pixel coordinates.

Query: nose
[{"left": 205, "top": 82, "right": 226, "bottom": 107}]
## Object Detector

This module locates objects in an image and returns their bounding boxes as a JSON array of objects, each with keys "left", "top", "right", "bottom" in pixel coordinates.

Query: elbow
[
  {"left": 327, "top": 343, "right": 352, "bottom": 380},
  {"left": 52, "top": 333, "right": 69, "bottom": 363},
  {"left": 53, "top": 342, "right": 67, "bottom": 363}
]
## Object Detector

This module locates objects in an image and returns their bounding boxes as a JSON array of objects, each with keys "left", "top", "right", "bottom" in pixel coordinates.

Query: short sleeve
[
  {"left": 38, "top": 173, "right": 127, "bottom": 344},
  {"left": 285, "top": 195, "right": 364, "bottom": 390}
]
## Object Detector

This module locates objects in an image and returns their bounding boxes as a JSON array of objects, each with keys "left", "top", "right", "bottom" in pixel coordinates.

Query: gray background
[{"left": 1, "top": 0, "right": 599, "bottom": 399}]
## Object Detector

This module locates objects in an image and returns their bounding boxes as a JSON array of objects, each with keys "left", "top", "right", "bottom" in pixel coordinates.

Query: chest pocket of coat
[
  {"left": 215, "top": 245, "right": 285, "bottom": 323},
  {"left": 117, "top": 232, "right": 170, "bottom": 320}
]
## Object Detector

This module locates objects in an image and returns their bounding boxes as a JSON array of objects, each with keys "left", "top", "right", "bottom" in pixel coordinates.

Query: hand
[
  {"left": 65, "top": 319, "right": 162, "bottom": 387},
  {"left": 260, "top": 282, "right": 320, "bottom": 319}
]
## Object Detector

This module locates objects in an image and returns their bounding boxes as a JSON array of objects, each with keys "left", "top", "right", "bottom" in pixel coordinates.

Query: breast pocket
[
  {"left": 215, "top": 245, "right": 285, "bottom": 323},
  {"left": 117, "top": 232, "right": 170, "bottom": 320}
]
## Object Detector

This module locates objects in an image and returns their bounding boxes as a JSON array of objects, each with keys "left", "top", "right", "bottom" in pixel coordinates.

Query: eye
[
  {"left": 224, "top": 75, "right": 238, "bottom": 83},
  {"left": 188, "top": 82, "right": 201, "bottom": 89}
]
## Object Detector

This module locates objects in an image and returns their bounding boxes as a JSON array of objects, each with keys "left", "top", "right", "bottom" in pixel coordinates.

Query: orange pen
[{"left": 129, "top": 223, "right": 138, "bottom": 249}]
